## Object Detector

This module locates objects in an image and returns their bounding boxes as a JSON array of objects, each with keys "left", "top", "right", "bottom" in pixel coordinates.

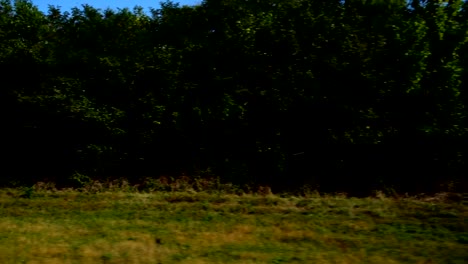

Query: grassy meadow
[{"left": 0, "top": 179, "right": 466, "bottom": 264}]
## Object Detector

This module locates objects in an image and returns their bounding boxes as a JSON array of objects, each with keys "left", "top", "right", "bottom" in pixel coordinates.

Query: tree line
[{"left": 1, "top": 0, "right": 467, "bottom": 194}]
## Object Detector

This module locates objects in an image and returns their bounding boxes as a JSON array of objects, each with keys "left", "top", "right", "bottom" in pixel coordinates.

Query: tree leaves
[{"left": 1, "top": 0, "right": 467, "bottom": 192}]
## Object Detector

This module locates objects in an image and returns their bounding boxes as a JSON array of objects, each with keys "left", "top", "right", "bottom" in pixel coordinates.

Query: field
[{"left": 0, "top": 181, "right": 466, "bottom": 264}]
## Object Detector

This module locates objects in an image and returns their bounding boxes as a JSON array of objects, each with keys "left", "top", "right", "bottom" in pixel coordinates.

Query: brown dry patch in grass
[
  {"left": 274, "top": 229, "right": 319, "bottom": 243},
  {"left": 344, "top": 220, "right": 375, "bottom": 232},
  {"left": 193, "top": 224, "right": 257, "bottom": 246},
  {"left": 28, "top": 244, "right": 70, "bottom": 260},
  {"left": 78, "top": 238, "right": 160, "bottom": 263}
]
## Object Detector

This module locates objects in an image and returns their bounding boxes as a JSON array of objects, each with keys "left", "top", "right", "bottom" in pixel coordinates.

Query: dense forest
[{"left": 1, "top": 0, "right": 468, "bottom": 194}]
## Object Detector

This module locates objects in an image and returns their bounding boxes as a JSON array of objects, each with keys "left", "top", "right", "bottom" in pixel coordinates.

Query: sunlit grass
[{"left": 0, "top": 183, "right": 466, "bottom": 264}]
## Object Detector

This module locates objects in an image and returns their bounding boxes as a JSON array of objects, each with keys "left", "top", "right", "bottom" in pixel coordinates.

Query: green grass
[{"left": 0, "top": 182, "right": 466, "bottom": 264}]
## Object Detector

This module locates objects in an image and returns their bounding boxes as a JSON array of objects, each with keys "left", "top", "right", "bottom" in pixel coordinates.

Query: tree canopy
[{"left": 1, "top": 0, "right": 467, "bottom": 194}]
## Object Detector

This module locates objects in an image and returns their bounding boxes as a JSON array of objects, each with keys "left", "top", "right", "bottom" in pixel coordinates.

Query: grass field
[{"left": 0, "top": 180, "right": 466, "bottom": 264}]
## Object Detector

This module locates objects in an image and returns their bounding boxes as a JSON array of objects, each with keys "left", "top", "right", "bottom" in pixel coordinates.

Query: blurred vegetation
[
  {"left": 1, "top": 0, "right": 468, "bottom": 194},
  {"left": 0, "top": 185, "right": 466, "bottom": 263}
]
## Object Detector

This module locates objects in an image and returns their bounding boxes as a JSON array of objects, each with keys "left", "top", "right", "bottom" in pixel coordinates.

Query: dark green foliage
[{"left": 1, "top": 0, "right": 467, "bottom": 194}]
